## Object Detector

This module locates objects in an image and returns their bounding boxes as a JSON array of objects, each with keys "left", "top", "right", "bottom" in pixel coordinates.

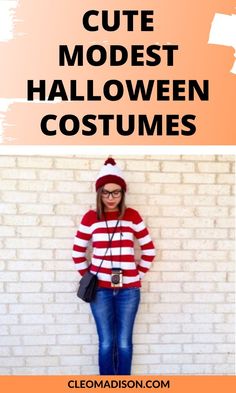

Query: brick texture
[{"left": 0, "top": 155, "right": 235, "bottom": 375}]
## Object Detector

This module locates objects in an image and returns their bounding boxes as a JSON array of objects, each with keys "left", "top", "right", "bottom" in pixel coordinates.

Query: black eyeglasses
[{"left": 102, "top": 189, "right": 122, "bottom": 198}]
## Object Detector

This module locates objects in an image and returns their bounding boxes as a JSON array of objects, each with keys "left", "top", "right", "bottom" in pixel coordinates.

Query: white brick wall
[{"left": 0, "top": 154, "right": 235, "bottom": 375}]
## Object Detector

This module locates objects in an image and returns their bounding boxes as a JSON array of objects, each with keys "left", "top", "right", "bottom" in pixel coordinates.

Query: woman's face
[{"left": 101, "top": 183, "right": 122, "bottom": 212}]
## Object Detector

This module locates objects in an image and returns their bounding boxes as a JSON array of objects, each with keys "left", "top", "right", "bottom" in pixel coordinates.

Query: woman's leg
[
  {"left": 90, "top": 288, "right": 116, "bottom": 375},
  {"left": 114, "top": 288, "right": 141, "bottom": 375}
]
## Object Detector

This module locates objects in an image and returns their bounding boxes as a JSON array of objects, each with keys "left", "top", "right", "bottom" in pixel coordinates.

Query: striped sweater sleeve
[
  {"left": 132, "top": 210, "right": 156, "bottom": 279},
  {"left": 72, "top": 211, "right": 94, "bottom": 276}
]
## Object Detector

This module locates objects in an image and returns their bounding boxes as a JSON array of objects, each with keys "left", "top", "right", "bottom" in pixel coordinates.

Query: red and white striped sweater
[{"left": 72, "top": 208, "right": 156, "bottom": 288}]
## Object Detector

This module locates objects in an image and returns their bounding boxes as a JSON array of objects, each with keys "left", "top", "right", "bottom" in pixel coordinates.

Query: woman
[{"left": 72, "top": 157, "right": 156, "bottom": 375}]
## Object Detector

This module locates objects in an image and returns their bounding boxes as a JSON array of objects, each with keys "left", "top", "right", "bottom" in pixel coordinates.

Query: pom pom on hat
[
  {"left": 104, "top": 157, "right": 116, "bottom": 166},
  {"left": 95, "top": 157, "right": 127, "bottom": 192}
]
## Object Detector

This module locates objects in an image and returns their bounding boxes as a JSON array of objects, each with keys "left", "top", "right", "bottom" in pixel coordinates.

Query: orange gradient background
[
  {"left": 0, "top": 0, "right": 235, "bottom": 144},
  {"left": 0, "top": 376, "right": 236, "bottom": 393}
]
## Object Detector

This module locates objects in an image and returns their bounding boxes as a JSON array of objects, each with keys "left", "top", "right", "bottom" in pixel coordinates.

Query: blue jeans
[{"left": 90, "top": 287, "right": 140, "bottom": 375}]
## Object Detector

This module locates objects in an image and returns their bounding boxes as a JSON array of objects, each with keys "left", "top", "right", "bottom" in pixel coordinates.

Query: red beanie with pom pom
[{"left": 95, "top": 158, "right": 127, "bottom": 192}]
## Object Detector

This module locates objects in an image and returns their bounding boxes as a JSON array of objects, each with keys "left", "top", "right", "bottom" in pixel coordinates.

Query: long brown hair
[{"left": 96, "top": 187, "right": 126, "bottom": 220}]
